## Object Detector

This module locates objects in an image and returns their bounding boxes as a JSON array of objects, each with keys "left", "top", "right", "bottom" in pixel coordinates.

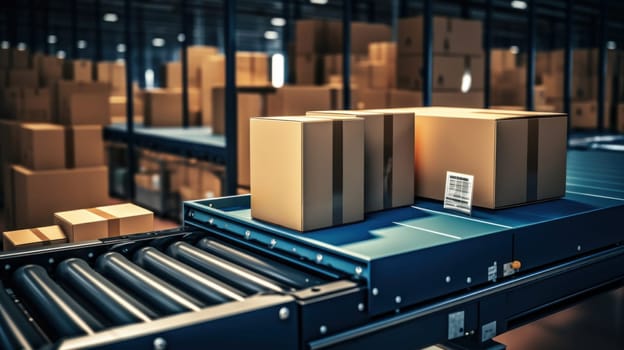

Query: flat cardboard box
[
  {"left": 212, "top": 89, "right": 264, "bottom": 186},
  {"left": 54, "top": 209, "right": 108, "bottom": 242},
  {"left": 3, "top": 225, "right": 67, "bottom": 251},
  {"left": 397, "top": 55, "right": 484, "bottom": 91},
  {"left": 21, "top": 88, "right": 52, "bottom": 122},
  {"left": 395, "top": 107, "right": 567, "bottom": 208},
  {"left": 20, "top": 123, "right": 66, "bottom": 170},
  {"left": 398, "top": 16, "right": 483, "bottom": 55},
  {"left": 143, "top": 88, "right": 201, "bottom": 127},
  {"left": 65, "top": 125, "right": 105, "bottom": 168},
  {"left": 308, "top": 110, "right": 414, "bottom": 212},
  {"left": 64, "top": 59, "right": 93, "bottom": 82},
  {"left": 388, "top": 89, "right": 423, "bottom": 108},
  {"left": 56, "top": 80, "right": 110, "bottom": 124},
  {"left": 92, "top": 203, "right": 154, "bottom": 237},
  {"left": 250, "top": 116, "right": 364, "bottom": 231},
  {"left": 267, "top": 86, "right": 332, "bottom": 115},
  {"left": 12, "top": 165, "right": 109, "bottom": 229},
  {"left": 8, "top": 69, "right": 38, "bottom": 88}
]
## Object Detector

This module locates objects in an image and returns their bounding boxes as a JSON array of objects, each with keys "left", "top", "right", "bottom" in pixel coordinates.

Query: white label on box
[{"left": 443, "top": 171, "right": 474, "bottom": 215}]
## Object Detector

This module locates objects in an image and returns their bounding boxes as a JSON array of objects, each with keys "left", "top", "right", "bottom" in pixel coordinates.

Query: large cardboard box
[
  {"left": 212, "top": 89, "right": 264, "bottom": 187},
  {"left": 65, "top": 125, "right": 105, "bottom": 168},
  {"left": 54, "top": 209, "right": 108, "bottom": 242},
  {"left": 250, "top": 116, "right": 364, "bottom": 231},
  {"left": 64, "top": 59, "right": 93, "bottom": 82},
  {"left": 3, "top": 225, "right": 67, "bottom": 251},
  {"left": 21, "top": 88, "right": 52, "bottom": 122},
  {"left": 56, "top": 80, "right": 110, "bottom": 124},
  {"left": 20, "top": 123, "right": 65, "bottom": 170},
  {"left": 8, "top": 69, "right": 38, "bottom": 88},
  {"left": 267, "top": 86, "right": 332, "bottom": 115},
  {"left": 12, "top": 165, "right": 109, "bottom": 229},
  {"left": 295, "top": 20, "right": 328, "bottom": 54},
  {"left": 570, "top": 100, "right": 611, "bottom": 130},
  {"left": 143, "top": 88, "right": 200, "bottom": 127},
  {"left": 401, "top": 107, "right": 567, "bottom": 208},
  {"left": 398, "top": 17, "right": 482, "bottom": 56},
  {"left": 96, "top": 61, "right": 126, "bottom": 96},
  {"left": 185, "top": 45, "right": 219, "bottom": 87},
  {"left": 398, "top": 55, "right": 484, "bottom": 91},
  {"left": 164, "top": 61, "right": 182, "bottom": 89},
  {"left": 308, "top": 110, "right": 414, "bottom": 212},
  {"left": 91, "top": 203, "right": 153, "bottom": 237}
]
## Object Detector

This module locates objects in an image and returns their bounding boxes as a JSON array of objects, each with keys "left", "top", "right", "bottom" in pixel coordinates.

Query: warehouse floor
[{"left": 0, "top": 201, "right": 622, "bottom": 349}]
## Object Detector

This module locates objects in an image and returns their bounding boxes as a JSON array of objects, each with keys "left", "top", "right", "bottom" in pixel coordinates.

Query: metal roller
[
  {"left": 95, "top": 252, "right": 204, "bottom": 315},
  {"left": 197, "top": 238, "right": 325, "bottom": 289},
  {"left": 56, "top": 258, "right": 157, "bottom": 325},
  {"left": 167, "top": 242, "right": 284, "bottom": 294},
  {"left": 12, "top": 265, "right": 104, "bottom": 339},
  {"left": 134, "top": 247, "right": 246, "bottom": 305},
  {"left": 0, "top": 280, "right": 48, "bottom": 350}
]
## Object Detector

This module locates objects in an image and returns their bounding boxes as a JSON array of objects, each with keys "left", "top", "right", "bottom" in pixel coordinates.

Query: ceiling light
[
  {"left": 103, "top": 13, "right": 118, "bottom": 22},
  {"left": 607, "top": 41, "right": 616, "bottom": 50},
  {"left": 310, "top": 0, "right": 328, "bottom": 4},
  {"left": 510, "top": 1, "right": 527, "bottom": 10},
  {"left": 47, "top": 34, "right": 57, "bottom": 44},
  {"left": 509, "top": 45, "right": 519, "bottom": 54},
  {"left": 461, "top": 70, "right": 472, "bottom": 93},
  {"left": 1, "top": 41, "right": 9, "bottom": 49},
  {"left": 17, "top": 42, "right": 26, "bottom": 51},
  {"left": 264, "top": 30, "right": 279, "bottom": 40},
  {"left": 56, "top": 50, "right": 66, "bottom": 59},
  {"left": 77, "top": 40, "right": 87, "bottom": 49},
  {"left": 116, "top": 58, "right": 125, "bottom": 63},
  {"left": 117, "top": 43, "right": 126, "bottom": 53},
  {"left": 177, "top": 33, "right": 185, "bottom": 42},
  {"left": 271, "top": 17, "right": 286, "bottom": 27},
  {"left": 152, "top": 37, "right": 165, "bottom": 47},
  {"left": 271, "top": 53, "right": 285, "bottom": 88}
]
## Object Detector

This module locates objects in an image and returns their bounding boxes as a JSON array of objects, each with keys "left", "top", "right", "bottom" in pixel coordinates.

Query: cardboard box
[
  {"left": 432, "top": 91, "right": 484, "bottom": 108},
  {"left": 491, "top": 49, "right": 517, "bottom": 75},
  {"left": 54, "top": 209, "right": 108, "bottom": 242},
  {"left": 8, "top": 69, "right": 38, "bottom": 88},
  {"left": 65, "top": 125, "right": 105, "bottom": 168},
  {"left": 237, "top": 52, "right": 254, "bottom": 85},
  {"left": 296, "top": 54, "right": 322, "bottom": 85},
  {"left": 398, "top": 55, "right": 484, "bottom": 91},
  {"left": 267, "top": 86, "right": 332, "bottom": 115},
  {"left": 10, "top": 49, "right": 30, "bottom": 69},
  {"left": 252, "top": 52, "right": 269, "bottom": 85},
  {"left": 323, "top": 54, "right": 368, "bottom": 84},
  {"left": 3, "top": 225, "right": 67, "bottom": 251},
  {"left": 295, "top": 20, "right": 328, "bottom": 54},
  {"left": 40, "top": 56, "right": 63, "bottom": 87},
  {"left": 64, "top": 59, "right": 93, "bottom": 82},
  {"left": 96, "top": 61, "right": 126, "bottom": 96},
  {"left": 399, "top": 16, "right": 482, "bottom": 55},
  {"left": 21, "top": 88, "right": 52, "bottom": 122},
  {"left": 185, "top": 45, "right": 219, "bottom": 87},
  {"left": 355, "top": 89, "right": 389, "bottom": 109},
  {"left": 570, "top": 101, "right": 611, "bottom": 129},
  {"left": 143, "top": 88, "right": 200, "bottom": 127},
  {"left": 250, "top": 116, "right": 364, "bottom": 231},
  {"left": 91, "top": 203, "right": 153, "bottom": 237},
  {"left": 388, "top": 89, "right": 423, "bottom": 107},
  {"left": 56, "top": 80, "right": 110, "bottom": 124},
  {"left": 109, "top": 95, "right": 144, "bottom": 120},
  {"left": 308, "top": 110, "right": 414, "bottom": 212},
  {"left": 1, "top": 87, "right": 22, "bottom": 118},
  {"left": 20, "top": 123, "right": 66, "bottom": 170},
  {"left": 164, "top": 61, "right": 182, "bottom": 89},
  {"left": 326, "top": 22, "right": 392, "bottom": 54},
  {"left": 400, "top": 107, "right": 567, "bottom": 208},
  {"left": 12, "top": 165, "right": 109, "bottom": 229},
  {"left": 369, "top": 42, "right": 397, "bottom": 64}
]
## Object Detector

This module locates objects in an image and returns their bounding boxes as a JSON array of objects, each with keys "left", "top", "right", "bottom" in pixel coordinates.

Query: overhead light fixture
[
  {"left": 461, "top": 70, "right": 472, "bottom": 93},
  {"left": 607, "top": 41, "right": 616, "bottom": 50},
  {"left": 17, "top": 42, "right": 26, "bottom": 51},
  {"left": 47, "top": 34, "right": 57, "bottom": 44},
  {"left": 509, "top": 45, "right": 519, "bottom": 54},
  {"left": 145, "top": 68, "right": 155, "bottom": 89},
  {"left": 1, "top": 41, "right": 9, "bottom": 49},
  {"left": 271, "top": 17, "right": 286, "bottom": 27},
  {"left": 117, "top": 43, "right": 126, "bottom": 53},
  {"left": 103, "top": 13, "right": 118, "bottom": 22},
  {"left": 271, "top": 53, "right": 285, "bottom": 88},
  {"left": 56, "top": 50, "right": 66, "bottom": 59},
  {"left": 177, "top": 33, "right": 186, "bottom": 42},
  {"left": 152, "top": 37, "right": 165, "bottom": 47},
  {"left": 264, "top": 30, "right": 279, "bottom": 40},
  {"left": 116, "top": 58, "right": 125, "bottom": 63},
  {"left": 510, "top": 0, "right": 527, "bottom": 10},
  {"left": 77, "top": 40, "right": 87, "bottom": 49},
  {"left": 310, "top": 0, "right": 328, "bottom": 4}
]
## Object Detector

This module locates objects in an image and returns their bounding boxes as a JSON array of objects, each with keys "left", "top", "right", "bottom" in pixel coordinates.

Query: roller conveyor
[{"left": 0, "top": 149, "right": 622, "bottom": 349}]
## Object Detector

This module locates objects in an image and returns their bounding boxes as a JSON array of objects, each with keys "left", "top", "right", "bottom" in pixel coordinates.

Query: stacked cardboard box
[{"left": 397, "top": 16, "right": 484, "bottom": 108}]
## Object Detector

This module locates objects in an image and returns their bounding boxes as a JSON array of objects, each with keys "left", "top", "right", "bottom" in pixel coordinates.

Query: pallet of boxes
[
  {"left": 248, "top": 106, "right": 567, "bottom": 232},
  {"left": 0, "top": 48, "right": 114, "bottom": 241}
]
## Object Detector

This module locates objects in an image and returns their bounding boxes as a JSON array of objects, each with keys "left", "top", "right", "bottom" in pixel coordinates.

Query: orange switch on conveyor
[{"left": 511, "top": 260, "right": 522, "bottom": 270}]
